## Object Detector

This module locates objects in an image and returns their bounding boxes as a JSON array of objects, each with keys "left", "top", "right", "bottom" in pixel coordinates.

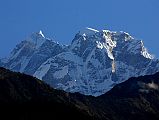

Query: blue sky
[{"left": 0, "top": 0, "right": 159, "bottom": 58}]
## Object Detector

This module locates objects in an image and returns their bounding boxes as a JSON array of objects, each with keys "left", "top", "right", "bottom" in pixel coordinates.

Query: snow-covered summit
[
  {"left": 73, "top": 28, "right": 152, "bottom": 60},
  {"left": 1, "top": 28, "right": 159, "bottom": 96}
]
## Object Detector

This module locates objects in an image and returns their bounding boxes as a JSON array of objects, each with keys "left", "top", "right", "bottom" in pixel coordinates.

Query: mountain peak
[
  {"left": 30, "top": 30, "right": 45, "bottom": 39},
  {"left": 79, "top": 27, "right": 99, "bottom": 36},
  {"left": 27, "top": 30, "right": 46, "bottom": 48},
  {"left": 39, "top": 30, "right": 45, "bottom": 38},
  {"left": 1, "top": 28, "right": 159, "bottom": 96}
]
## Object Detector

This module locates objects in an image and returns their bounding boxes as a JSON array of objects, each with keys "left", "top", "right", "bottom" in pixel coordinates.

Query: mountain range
[
  {"left": 0, "top": 28, "right": 159, "bottom": 96},
  {"left": 1, "top": 67, "right": 159, "bottom": 120}
]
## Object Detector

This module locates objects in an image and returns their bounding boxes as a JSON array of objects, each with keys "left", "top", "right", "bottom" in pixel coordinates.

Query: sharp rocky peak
[
  {"left": 39, "top": 30, "right": 45, "bottom": 38},
  {"left": 26, "top": 30, "right": 46, "bottom": 48}
]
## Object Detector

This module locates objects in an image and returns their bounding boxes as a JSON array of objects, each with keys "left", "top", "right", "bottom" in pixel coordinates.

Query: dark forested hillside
[
  {"left": 0, "top": 67, "right": 159, "bottom": 120},
  {"left": 0, "top": 67, "right": 92, "bottom": 120}
]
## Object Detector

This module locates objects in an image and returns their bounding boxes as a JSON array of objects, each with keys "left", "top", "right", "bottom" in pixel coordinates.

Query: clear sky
[{"left": 0, "top": 0, "right": 159, "bottom": 58}]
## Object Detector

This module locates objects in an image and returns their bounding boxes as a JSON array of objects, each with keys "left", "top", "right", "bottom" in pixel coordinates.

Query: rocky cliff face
[
  {"left": 1, "top": 31, "right": 65, "bottom": 75},
  {"left": 1, "top": 28, "right": 159, "bottom": 96}
]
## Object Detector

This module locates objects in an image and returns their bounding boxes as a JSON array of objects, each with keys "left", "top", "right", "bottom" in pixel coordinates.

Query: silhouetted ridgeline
[{"left": 0, "top": 67, "right": 159, "bottom": 120}]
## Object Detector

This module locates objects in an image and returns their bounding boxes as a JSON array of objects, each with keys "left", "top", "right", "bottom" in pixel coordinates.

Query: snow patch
[
  {"left": 141, "top": 41, "right": 154, "bottom": 59},
  {"left": 82, "top": 33, "right": 87, "bottom": 40},
  {"left": 96, "top": 41, "right": 103, "bottom": 49},
  {"left": 39, "top": 30, "right": 45, "bottom": 38},
  {"left": 86, "top": 27, "right": 99, "bottom": 32},
  {"left": 79, "top": 27, "right": 99, "bottom": 36}
]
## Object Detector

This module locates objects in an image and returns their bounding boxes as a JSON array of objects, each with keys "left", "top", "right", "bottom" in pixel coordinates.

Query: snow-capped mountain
[
  {"left": 1, "top": 28, "right": 159, "bottom": 96},
  {"left": 1, "top": 31, "right": 65, "bottom": 75}
]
